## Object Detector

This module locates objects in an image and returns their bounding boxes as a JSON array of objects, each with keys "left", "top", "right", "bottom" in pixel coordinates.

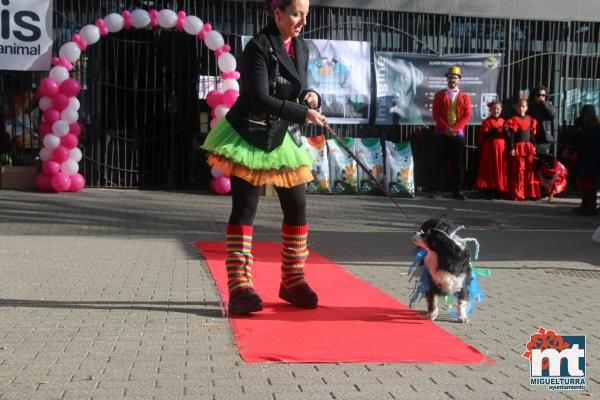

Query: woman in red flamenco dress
[
  {"left": 505, "top": 99, "right": 541, "bottom": 201},
  {"left": 474, "top": 101, "right": 507, "bottom": 198}
]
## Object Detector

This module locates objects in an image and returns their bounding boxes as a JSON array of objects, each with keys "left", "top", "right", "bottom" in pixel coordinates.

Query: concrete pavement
[{"left": 0, "top": 189, "right": 599, "bottom": 399}]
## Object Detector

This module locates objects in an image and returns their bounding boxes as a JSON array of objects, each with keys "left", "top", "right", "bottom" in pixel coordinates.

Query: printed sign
[{"left": 0, "top": 0, "right": 53, "bottom": 71}]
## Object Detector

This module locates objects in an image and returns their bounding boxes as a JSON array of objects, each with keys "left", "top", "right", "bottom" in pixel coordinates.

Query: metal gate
[{"left": 1, "top": 1, "right": 599, "bottom": 189}]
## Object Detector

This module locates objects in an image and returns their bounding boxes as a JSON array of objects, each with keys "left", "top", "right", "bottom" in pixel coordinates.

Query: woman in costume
[
  {"left": 201, "top": 0, "right": 327, "bottom": 315},
  {"left": 474, "top": 101, "right": 507, "bottom": 199},
  {"left": 505, "top": 99, "right": 540, "bottom": 201}
]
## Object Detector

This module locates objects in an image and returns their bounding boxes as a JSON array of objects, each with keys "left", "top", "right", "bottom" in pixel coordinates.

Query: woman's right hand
[{"left": 306, "top": 109, "right": 327, "bottom": 127}]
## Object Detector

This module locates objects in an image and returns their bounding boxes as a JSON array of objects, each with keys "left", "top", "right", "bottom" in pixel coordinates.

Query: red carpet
[{"left": 195, "top": 242, "right": 492, "bottom": 364}]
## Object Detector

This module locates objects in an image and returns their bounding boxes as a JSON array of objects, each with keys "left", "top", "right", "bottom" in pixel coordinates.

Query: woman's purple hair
[{"left": 265, "top": 0, "right": 293, "bottom": 15}]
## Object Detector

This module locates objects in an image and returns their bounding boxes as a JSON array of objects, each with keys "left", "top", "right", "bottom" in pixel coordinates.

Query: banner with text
[
  {"left": 375, "top": 53, "right": 503, "bottom": 125},
  {"left": 0, "top": 0, "right": 53, "bottom": 71},
  {"left": 242, "top": 37, "right": 371, "bottom": 124}
]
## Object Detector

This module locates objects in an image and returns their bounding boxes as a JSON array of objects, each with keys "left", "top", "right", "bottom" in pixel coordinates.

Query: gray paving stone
[{"left": 1, "top": 189, "right": 599, "bottom": 400}]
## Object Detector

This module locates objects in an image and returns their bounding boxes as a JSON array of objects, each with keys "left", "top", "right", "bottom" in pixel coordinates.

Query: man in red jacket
[{"left": 430, "top": 66, "right": 472, "bottom": 200}]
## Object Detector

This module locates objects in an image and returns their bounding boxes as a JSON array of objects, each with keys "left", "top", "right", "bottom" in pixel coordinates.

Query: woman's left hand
[{"left": 302, "top": 92, "right": 319, "bottom": 109}]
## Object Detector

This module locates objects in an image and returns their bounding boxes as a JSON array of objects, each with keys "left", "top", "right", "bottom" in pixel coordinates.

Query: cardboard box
[{"left": 0, "top": 166, "right": 37, "bottom": 190}]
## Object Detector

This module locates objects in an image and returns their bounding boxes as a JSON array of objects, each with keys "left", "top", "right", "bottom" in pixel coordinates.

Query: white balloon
[
  {"left": 218, "top": 53, "right": 237, "bottom": 73},
  {"left": 69, "top": 147, "right": 83, "bottom": 162},
  {"left": 43, "top": 134, "right": 60, "bottom": 150},
  {"left": 68, "top": 97, "right": 80, "bottom": 111},
  {"left": 215, "top": 105, "right": 230, "bottom": 120},
  {"left": 39, "top": 147, "right": 52, "bottom": 162},
  {"left": 183, "top": 16, "right": 203, "bottom": 35},
  {"left": 59, "top": 42, "right": 81, "bottom": 63},
  {"left": 130, "top": 9, "right": 151, "bottom": 29},
  {"left": 220, "top": 79, "right": 239, "bottom": 92},
  {"left": 204, "top": 30, "right": 224, "bottom": 51},
  {"left": 104, "top": 13, "right": 124, "bottom": 33},
  {"left": 211, "top": 166, "right": 226, "bottom": 178},
  {"left": 61, "top": 110, "right": 79, "bottom": 124},
  {"left": 157, "top": 9, "right": 178, "bottom": 28},
  {"left": 79, "top": 24, "right": 100, "bottom": 45},
  {"left": 49, "top": 66, "right": 69, "bottom": 83},
  {"left": 61, "top": 159, "right": 79, "bottom": 175},
  {"left": 39, "top": 97, "right": 53, "bottom": 111},
  {"left": 52, "top": 120, "right": 70, "bottom": 137}
]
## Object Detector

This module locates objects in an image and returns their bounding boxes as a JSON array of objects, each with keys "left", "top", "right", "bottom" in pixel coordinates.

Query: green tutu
[{"left": 201, "top": 119, "right": 313, "bottom": 171}]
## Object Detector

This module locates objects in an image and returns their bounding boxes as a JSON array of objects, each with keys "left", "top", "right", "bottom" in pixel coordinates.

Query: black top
[
  {"left": 225, "top": 22, "right": 320, "bottom": 149},
  {"left": 528, "top": 100, "right": 556, "bottom": 143}
]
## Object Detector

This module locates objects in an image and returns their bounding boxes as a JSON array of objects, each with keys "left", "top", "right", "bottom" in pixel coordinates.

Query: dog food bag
[
  {"left": 385, "top": 140, "right": 415, "bottom": 197},
  {"left": 355, "top": 137, "right": 384, "bottom": 195},
  {"left": 302, "top": 135, "right": 331, "bottom": 194},
  {"left": 327, "top": 137, "right": 358, "bottom": 194}
]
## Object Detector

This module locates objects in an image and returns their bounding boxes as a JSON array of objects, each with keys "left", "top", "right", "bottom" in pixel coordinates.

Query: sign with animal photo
[
  {"left": 306, "top": 39, "right": 371, "bottom": 124},
  {"left": 0, "top": 0, "right": 53, "bottom": 71},
  {"left": 327, "top": 137, "right": 357, "bottom": 194},
  {"left": 384, "top": 140, "right": 415, "bottom": 197},
  {"left": 302, "top": 135, "right": 331, "bottom": 194},
  {"left": 355, "top": 137, "right": 384, "bottom": 195},
  {"left": 374, "top": 52, "right": 502, "bottom": 125}
]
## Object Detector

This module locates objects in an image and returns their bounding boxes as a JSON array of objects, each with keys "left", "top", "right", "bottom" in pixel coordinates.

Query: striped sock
[
  {"left": 281, "top": 223, "right": 309, "bottom": 290},
  {"left": 225, "top": 224, "right": 254, "bottom": 295}
]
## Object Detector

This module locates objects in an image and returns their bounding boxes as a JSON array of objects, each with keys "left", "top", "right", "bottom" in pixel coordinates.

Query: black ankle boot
[
  {"left": 228, "top": 288, "right": 263, "bottom": 315},
  {"left": 279, "top": 283, "right": 318, "bottom": 309}
]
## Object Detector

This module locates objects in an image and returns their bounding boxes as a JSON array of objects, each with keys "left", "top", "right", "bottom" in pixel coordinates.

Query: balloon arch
[{"left": 36, "top": 9, "right": 238, "bottom": 194}]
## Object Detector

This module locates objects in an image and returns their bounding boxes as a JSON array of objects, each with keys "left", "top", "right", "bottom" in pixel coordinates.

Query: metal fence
[{"left": 1, "top": 0, "right": 599, "bottom": 189}]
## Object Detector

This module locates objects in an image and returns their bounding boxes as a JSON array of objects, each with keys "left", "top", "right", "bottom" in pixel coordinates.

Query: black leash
[{"left": 322, "top": 123, "right": 418, "bottom": 228}]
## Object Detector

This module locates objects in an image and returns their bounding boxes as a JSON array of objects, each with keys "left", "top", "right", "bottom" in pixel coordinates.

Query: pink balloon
[
  {"left": 42, "top": 160, "right": 61, "bottom": 176},
  {"left": 52, "top": 146, "right": 70, "bottom": 163},
  {"left": 205, "top": 90, "right": 223, "bottom": 108},
  {"left": 209, "top": 178, "right": 216, "bottom": 193},
  {"left": 222, "top": 89, "right": 239, "bottom": 108},
  {"left": 43, "top": 108, "right": 61, "bottom": 124},
  {"left": 213, "top": 175, "right": 231, "bottom": 195},
  {"left": 60, "top": 134, "right": 79, "bottom": 149},
  {"left": 52, "top": 93, "right": 70, "bottom": 111},
  {"left": 51, "top": 172, "right": 71, "bottom": 192},
  {"left": 69, "top": 123, "right": 81, "bottom": 137},
  {"left": 35, "top": 174, "right": 53, "bottom": 192},
  {"left": 39, "top": 78, "right": 60, "bottom": 97},
  {"left": 59, "top": 78, "right": 81, "bottom": 97},
  {"left": 69, "top": 173, "right": 85, "bottom": 192},
  {"left": 38, "top": 122, "right": 52, "bottom": 136},
  {"left": 209, "top": 118, "right": 218, "bottom": 129}
]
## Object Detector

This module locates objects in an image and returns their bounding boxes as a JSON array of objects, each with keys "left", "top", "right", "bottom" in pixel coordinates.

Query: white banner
[{"left": 0, "top": 0, "right": 53, "bottom": 71}]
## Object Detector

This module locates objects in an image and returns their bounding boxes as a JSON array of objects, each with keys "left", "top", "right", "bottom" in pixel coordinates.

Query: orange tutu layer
[{"left": 207, "top": 154, "right": 314, "bottom": 188}]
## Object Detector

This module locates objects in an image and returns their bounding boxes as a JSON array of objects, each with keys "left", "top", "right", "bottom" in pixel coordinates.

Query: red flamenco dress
[
  {"left": 474, "top": 116, "right": 507, "bottom": 192},
  {"left": 506, "top": 115, "right": 540, "bottom": 200}
]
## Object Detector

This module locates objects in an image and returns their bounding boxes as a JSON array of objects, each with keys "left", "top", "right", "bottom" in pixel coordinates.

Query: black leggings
[{"left": 228, "top": 175, "right": 307, "bottom": 226}]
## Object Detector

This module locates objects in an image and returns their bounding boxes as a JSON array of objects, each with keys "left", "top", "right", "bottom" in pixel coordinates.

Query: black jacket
[
  {"left": 528, "top": 100, "right": 556, "bottom": 144},
  {"left": 225, "top": 22, "right": 319, "bottom": 150},
  {"left": 574, "top": 124, "right": 600, "bottom": 177}
]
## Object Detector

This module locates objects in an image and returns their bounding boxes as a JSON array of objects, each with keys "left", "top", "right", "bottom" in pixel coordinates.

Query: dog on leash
[{"left": 412, "top": 218, "right": 472, "bottom": 323}]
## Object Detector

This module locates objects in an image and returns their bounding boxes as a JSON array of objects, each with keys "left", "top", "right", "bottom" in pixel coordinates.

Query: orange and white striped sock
[
  {"left": 225, "top": 224, "right": 254, "bottom": 295},
  {"left": 281, "top": 223, "right": 309, "bottom": 290}
]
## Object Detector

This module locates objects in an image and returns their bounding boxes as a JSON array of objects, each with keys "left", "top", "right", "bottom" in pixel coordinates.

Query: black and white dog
[{"left": 412, "top": 218, "right": 472, "bottom": 323}]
